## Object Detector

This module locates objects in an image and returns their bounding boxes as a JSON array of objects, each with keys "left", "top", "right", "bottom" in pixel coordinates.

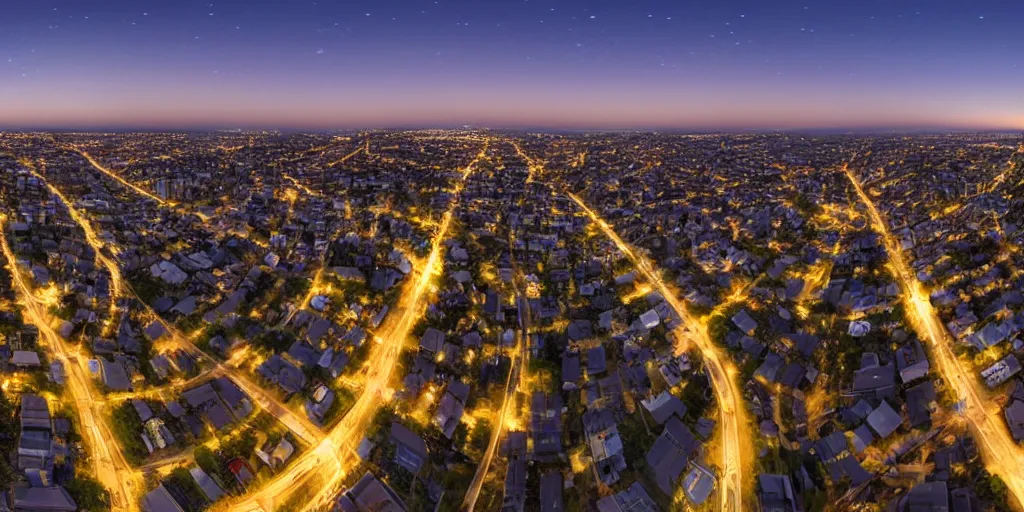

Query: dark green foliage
[
  {"left": 111, "top": 401, "right": 148, "bottom": 465},
  {"left": 468, "top": 418, "right": 492, "bottom": 456},
  {"left": 65, "top": 476, "right": 112, "bottom": 511}
]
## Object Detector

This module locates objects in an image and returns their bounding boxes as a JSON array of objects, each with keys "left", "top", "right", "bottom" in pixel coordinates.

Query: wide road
[
  {"left": 70, "top": 147, "right": 168, "bottom": 205},
  {"left": 567, "top": 192, "right": 748, "bottom": 512},
  {"left": 842, "top": 162, "right": 1024, "bottom": 510},
  {"left": 219, "top": 142, "right": 490, "bottom": 512},
  {"left": 59, "top": 148, "right": 324, "bottom": 446},
  {"left": 460, "top": 230, "right": 532, "bottom": 510},
  {"left": 1, "top": 216, "right": 139, "bottom": 512}
]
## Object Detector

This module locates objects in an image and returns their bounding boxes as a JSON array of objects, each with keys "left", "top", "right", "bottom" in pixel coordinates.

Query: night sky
[{"left": 1, "top": 0, "right": 1022, "bottom": 130}]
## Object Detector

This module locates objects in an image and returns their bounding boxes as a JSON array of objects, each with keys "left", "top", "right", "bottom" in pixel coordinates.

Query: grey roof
[
  {"left": 1006, "top": 400, "right": 1024, "bottom": 442},
  {"left": 682, "top": 465, "right": 715, "bottom": 505},
  {"left": 595, "top": 482, "right": 660, "bottom": 512},
  {"left": 663, "top": 416, "right": 700, "bottom": 457},
  {"left": 895, "top": 339, "right": 929, "bottom": 383},
  {"left": 214, "top": 377, "right": 249, "bottom": 410},
  {"left": 852, "top": 362, "right": 896, "bottom": 399},
  {"left": 287, "top": 340, "right": 321, "bottom": 367},
  {"left": 503, "top": 457, "right": 527, "bottom": 507},
  {"left": 530, "top": 392, "right": 562, "bottom": 456},
  {"left": 757, "top": 474, "right": 797, "bottom": 512},
  {"left": 851, "top": 424, "right": 874, "bottom": 453},
  {"left": 344, "top": 471, "right": 407, "bottom": 512},
  {"left": 813, "top": 432, "right": 849, "bottom": 462},
  {"left": 10, "top": 350, "right": 40, "bottom": 366},
  {"left": 539, "top": 472, "right": 564, "bottom": 512},
  {"left": 305, "top": 317, "right": 332, "bottom": 343},
  {"left": 20, "top": 394, "right": 51, "bottom": 431},
  {"left": 13, "top": 486, "right": 77, "bottom": 512},
  {"left": 866, "top": 400, "right": 902, "bottom": 439},
  {"left": 755, "top": 352, "right": 784, "bottom": 383},
  {"left": 587, "top": 346, "right": 607, "bottom": 375},
  {"left": 181, "top": 382, "right": 219, "bottom": 408},
  {"left": 152, "top": 296, "right": 175, "bottom": 313},
  {"left": 419, "top": 328, "right": 445, "bottom": 353},
  {"left": 141, "top": 484, "right": 185, "bottom": 512},
  {"left": 170, "top": 296, "right": 197, "bottom": 316},
  {"left": 567, "top": 320, "right": 592, "bottom": 341},
  {"left": 786, "top": 332, "right": 820, "bottom": 358},
  {"left": 732, "top": 309, "right": 758, "bottom": 333},
  {"left": 646, "top": 435, "right": 688, "bottom": 495},
  {"left": 144, "top": 320, "right": 168, "bottom": 341},
  {"left": 642, "top": 390, "right": 687, "bottom": 425},
  {"left": 562, "top": 351, "right": 581, "bottom": 385},
  {"left": 190, "top": 466, "right": 225, "bottom": 502},
  {"left": 461, "top": 331, "right": 482, "bottom": 348},
  {"left": 433, "top": 392, "right": 465, "bottom": 439},
  {"left": 897, "top": 481, "right": 949, "bottom": 512},
  {"left": 390, "top": 421, "right": 427, "bottom": 473},
  {"left": 101, "top": 358, "right": 132, "bottom": 391},
  {"left": 906, "top": 381, "right": 937, "bottom": 427},
  {"left": 132, "top": 399, "right": 154, "bottom": 423}
]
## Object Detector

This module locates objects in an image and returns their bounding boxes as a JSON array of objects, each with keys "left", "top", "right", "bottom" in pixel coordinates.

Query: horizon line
[{"left": 2, "top": 124, "right": 1022, "bottom": 136}]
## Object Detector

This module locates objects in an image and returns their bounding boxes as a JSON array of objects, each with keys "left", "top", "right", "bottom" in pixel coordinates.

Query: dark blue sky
[{"left": 2, "top": 0, "right": 1021, "bottom": 129}]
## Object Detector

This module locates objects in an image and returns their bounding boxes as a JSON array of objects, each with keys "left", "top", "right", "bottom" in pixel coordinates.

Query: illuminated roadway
[
  {"left": 327, "top": 141, "right": 368, "bottom": 167},
  {"left": 567, "top": 191, "right": 748, "bottom": 512},
  {"left": 18, "top": 160, "right": 124, "bottom": 327},
  {"left": 31, "top": 158, "right": 324, "bottom": 447},
  {"left": 987, "top": 144, "right": 1024, "bottom": 193},
  {"left": 1, "top": 216, "right": 139, "bottom": 512},
  {"left": 460, "top": 177, "right": 533, "bottom": 511},
  {"left": 842, "top": 162, "right": 1024, "bottom": 510},
  {"left": 217, "top": 142, "right": 490, "bottom": 512},
  {"left": 69, "top": 147, "right": 169, "bottom": 205}
]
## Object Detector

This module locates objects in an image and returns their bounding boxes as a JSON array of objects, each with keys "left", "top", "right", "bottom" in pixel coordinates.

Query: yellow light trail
[
  {"left": 842, "top": 162, "right": 1024, "bottom": 510},
  {"left": 282, "top": 174, "right": 321, "bottom": 198},
  {"left": 70, "top": 147, "right": 170, "bottom": 206},
  {"left": 1, "top": 216, "right": 140, "bottom": 512},
  {"left": 568, "top": 192, "right": 749, "bottom": 512},
  {"left": 20, "top": 162, "right": 123, "bottom": 319},
  {"left": 276, "top": 227, "right": 343, "bottom": 330},
  {"left": 706, "top": 276, "right": 763, "bottom": 320},
  {"left": 987, "top": 144, "right": 1023, "bottom": 193},
  {"left": 26, "top": 159, "right": 321, "bottom": 452},
  {"left": 510, "top": 140, "right": 541, "bottom": 183},
  {"left": 219, "top": 142, "right": 490, "bottom": 512},
  {"left": 461, "top": 212, "right": 531, "bottom": 511},
  {"left": 327, "top": 144, "right": 366, "bottom": 168}
]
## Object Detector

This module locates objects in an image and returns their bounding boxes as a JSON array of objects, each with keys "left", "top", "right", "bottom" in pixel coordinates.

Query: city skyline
[{"left": 2, "top": 0, "right": 1022, "bottom": 130}]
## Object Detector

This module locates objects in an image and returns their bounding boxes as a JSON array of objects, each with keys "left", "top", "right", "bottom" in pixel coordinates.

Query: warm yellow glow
[
  {"left": 216, "top": 140, "right": 490, "bottom": 512},
  {"left": 569, "top": 192, "right": 749, "bottom": 512},
  {"left": 843, "top": 161, "right": 1024, "bottom": 509}
]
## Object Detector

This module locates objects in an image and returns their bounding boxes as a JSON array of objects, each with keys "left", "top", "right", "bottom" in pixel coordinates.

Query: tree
[
  {"left": 0, "top": 391, "right": 18, "bottom": 488},
  {"left": 65, "top": 476, "right": 111, "bottom": 511}
]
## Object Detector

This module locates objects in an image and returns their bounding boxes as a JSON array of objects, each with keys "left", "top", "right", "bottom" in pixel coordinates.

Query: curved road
[
  {"left": 218, "top": 142, "right": 490, "bottom": 512},
  {"left": 568, "top": 192, "right": 748, "bottom": 512},
  {"left": 1, "top": 216, "right": 139, "bottom": 512}
]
